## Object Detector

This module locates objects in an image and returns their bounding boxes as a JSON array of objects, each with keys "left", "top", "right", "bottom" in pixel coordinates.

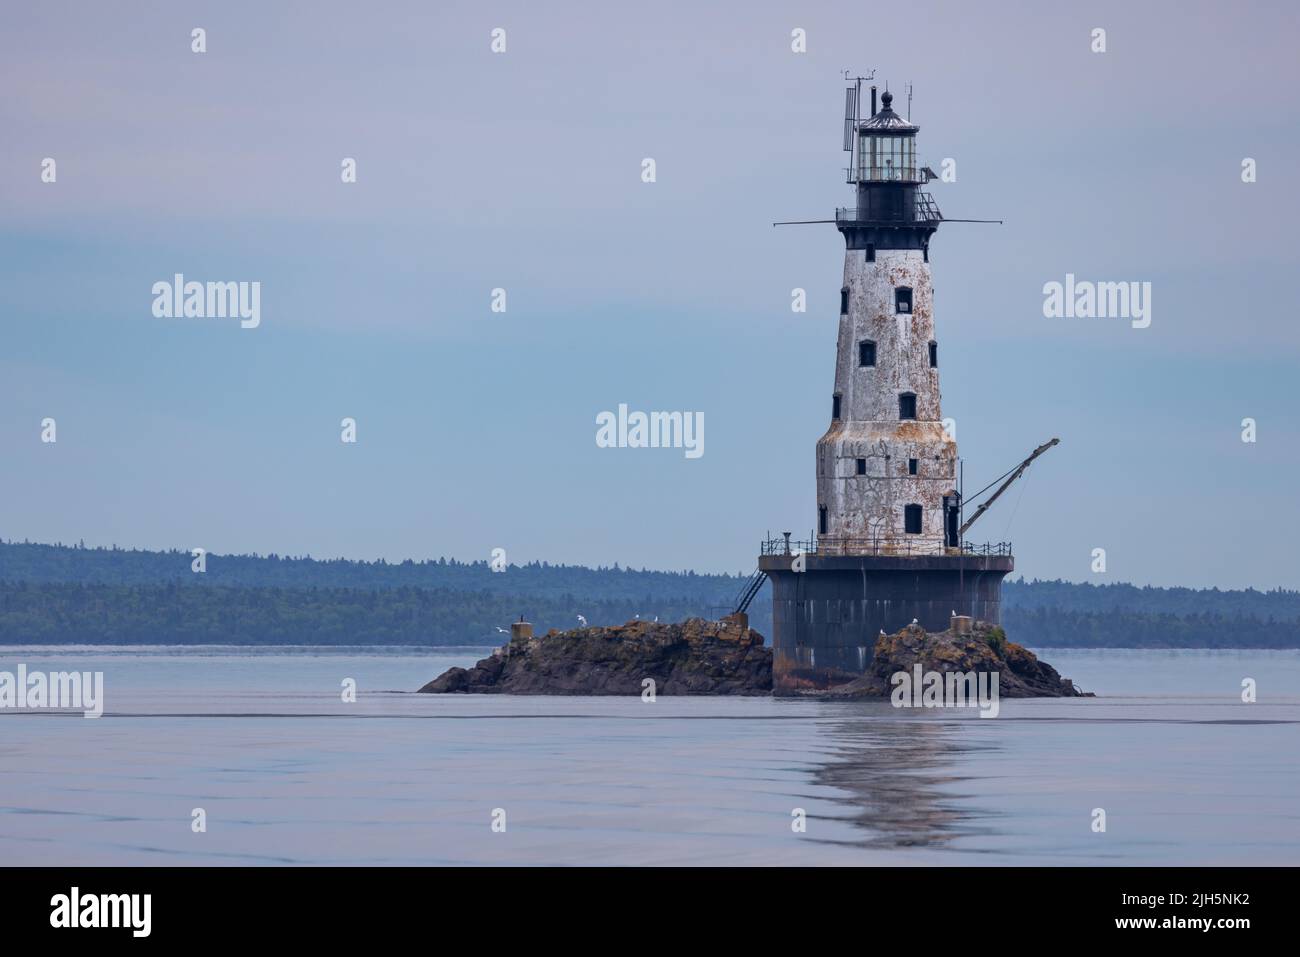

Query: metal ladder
[{"left": 732, "top": 568, "right": 768, "bottom": 615}]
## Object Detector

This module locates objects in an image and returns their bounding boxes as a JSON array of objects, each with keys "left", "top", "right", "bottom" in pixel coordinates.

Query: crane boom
[{"left": 958, "top": 438, "right": 1060, "bottom": 538}]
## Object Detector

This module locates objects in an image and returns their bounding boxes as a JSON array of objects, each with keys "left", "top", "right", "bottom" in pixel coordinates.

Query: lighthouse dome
[{"left": 859, "top": 91, "right": 917, "bottom": 132}]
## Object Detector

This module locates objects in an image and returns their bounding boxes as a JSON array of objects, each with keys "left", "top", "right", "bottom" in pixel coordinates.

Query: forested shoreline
[{"left": 2, "top": 540, "right": 1297, "bottom": 647}]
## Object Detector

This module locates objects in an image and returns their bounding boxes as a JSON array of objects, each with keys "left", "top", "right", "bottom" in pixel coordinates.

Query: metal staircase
[{"left": 732, "top": 568, "right": 768, "bottom": 615}]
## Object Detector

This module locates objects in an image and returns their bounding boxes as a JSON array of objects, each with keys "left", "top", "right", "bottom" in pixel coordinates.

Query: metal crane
[{"left": 958, "top": 438, "right": 1060, "bottom": 538}]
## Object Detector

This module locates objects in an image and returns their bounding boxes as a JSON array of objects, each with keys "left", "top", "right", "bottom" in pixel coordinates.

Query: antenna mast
[{"left": 841, "top": 70, "right": 876, "bottom": 175}]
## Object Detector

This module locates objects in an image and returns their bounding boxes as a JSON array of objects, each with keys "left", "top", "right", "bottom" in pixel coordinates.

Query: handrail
[{"left": 760, "top": 537, "right": 1011, "bottom": 558}]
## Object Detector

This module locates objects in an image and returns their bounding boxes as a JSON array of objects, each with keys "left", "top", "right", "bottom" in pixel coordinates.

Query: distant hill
[
  {"left": 0, "top": 539, "right": 761, "bottom": 645},
  {"left": 1002, "top": 577, "right": 1300, "bottom": 620},
  {"left": 0, "top": 539, "right": 746, "bottom": 601},
  {"left": 1002, "top": 578, "right": 1300, "bottom": 649},
  {"left": 0, "top": 580, "right": 710, "bottom": 647},
  {"left": 1, "top": 540, "right": 1298, "bottom": 647}
]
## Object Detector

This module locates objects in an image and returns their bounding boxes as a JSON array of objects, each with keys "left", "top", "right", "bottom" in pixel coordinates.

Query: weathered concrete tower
[
  {"left": 759, "top": 84, "right": 1013, "bottom": 694},
  {"left": 818, "top": 90, "right": 952, "bottom": 553}
]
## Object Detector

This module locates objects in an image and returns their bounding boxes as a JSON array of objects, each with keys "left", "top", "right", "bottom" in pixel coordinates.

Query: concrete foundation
[{"left": 759, "top": 552, "right": 1013, "bottom": 693}]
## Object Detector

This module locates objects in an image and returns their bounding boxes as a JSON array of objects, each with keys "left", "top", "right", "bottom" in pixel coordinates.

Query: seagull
[
  {"left": 577, "top": 615, "right": 588, "bottom": 627},
  {"left": 495, "top": 626, "right": 508, "bottom": 634},
  {"left": 633, "top": 614, "right": 640, "bottom": 620},
  {"left": 910, "top": 618, "right": 919, "bottom": 625},
  {"left": 880, "top": 629, "right": 887, "bottom": 636},
  {"left": 653, "top": 616, "right": 659, "bottom": 623},
  {"left": 951, "top": 610, "right": 957, "bottom": 617}
]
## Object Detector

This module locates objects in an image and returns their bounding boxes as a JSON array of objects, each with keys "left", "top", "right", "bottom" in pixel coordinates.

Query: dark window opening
[
  {"left": 904, "top": 504, "right": 923, "bottom": 535},
  {"left": 865, "top": 244, "right": 875, "bottom": 263},
  {"left": 818, "top": 506, "right": 828, "bottom": 535},
  {"left": 895, "top": 287, "right": 913, "bottom": 314},
  {"left": 858, "top": 340, "right": 876, "bottom": 367},
  {"left": 898, "top": 392, "right": 917, "bottom": 420},
  {"left": 943, "top": 495, "right": 959, "bottom": 547},
  {"left": 929, "top": 340, "right": 938, "bottom": 368},
  {"left": 856, "top": 458, "right": 866, "bottom": 475},
  {"left": 840, "top": 287, "right": 849, "bottom": 315},
  {"left": 908, "top": 458, "right": 918, "bottom": 475},
  {"left": 832, "top": 394, "right": 842, "bottom": 420},
  {"left": 922, "top": 244, "right": 929, "bottom": 263}
]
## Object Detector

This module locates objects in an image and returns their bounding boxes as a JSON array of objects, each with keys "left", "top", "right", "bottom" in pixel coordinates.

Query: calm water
[{"left": 1, "top": 645, "right": 1297, "bottom": 865}]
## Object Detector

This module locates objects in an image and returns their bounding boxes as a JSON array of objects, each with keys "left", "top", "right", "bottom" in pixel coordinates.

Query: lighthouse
[
  {"left": 754, "top": 82, "right": 1026, "bottom": 694},
  {"left": 818, "top": 88, "right": 954, "bottom": 553}
]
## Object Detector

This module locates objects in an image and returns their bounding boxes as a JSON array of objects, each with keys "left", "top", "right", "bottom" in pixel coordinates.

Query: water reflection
[{"left": 809, "top": 706, "right": 998, "bottom": 849}]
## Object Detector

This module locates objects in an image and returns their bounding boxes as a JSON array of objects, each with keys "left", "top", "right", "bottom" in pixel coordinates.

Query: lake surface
[{"left": 1, "top": 646, "right": 1297, "bottom": 865}]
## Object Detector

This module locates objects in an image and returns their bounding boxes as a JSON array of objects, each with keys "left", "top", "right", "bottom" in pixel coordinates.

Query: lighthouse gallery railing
[
  {"left": 760, "top": 537, "right": 1011, "bottom": 558},
  {"left": 835, "top": 192, "right": 943, "bottom": 226}
]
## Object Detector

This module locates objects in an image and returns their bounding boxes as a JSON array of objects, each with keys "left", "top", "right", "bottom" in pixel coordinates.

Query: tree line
[
  {"left": 0, "top": 581, "right": 712, "bottom": 646},
  {"left": 0, "top": 539, "right": 748, "bottom": 602},
  {"left": 1, "top": 540, "right": 1297, "bottom": 647}
]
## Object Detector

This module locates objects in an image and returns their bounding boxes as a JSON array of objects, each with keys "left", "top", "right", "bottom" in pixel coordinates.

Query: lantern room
[{"left": 854, "top": 91, "right": 918, "bottom": 183}]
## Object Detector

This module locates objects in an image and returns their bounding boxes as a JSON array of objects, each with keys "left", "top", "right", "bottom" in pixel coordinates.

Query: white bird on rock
[
  {"left": 910, "top": 618, "right": 919, "bottom": 625},
  {"left": 577, "top": 615, "right": 588, "bottom": 627}
]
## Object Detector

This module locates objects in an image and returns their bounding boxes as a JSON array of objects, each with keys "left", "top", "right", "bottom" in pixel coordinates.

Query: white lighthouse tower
[
  {"left": 815, "top": 89, "right": 956, "bottom": 554},
  {"left": 753, "top": 82, "right": 1034, "bottom": 694}
]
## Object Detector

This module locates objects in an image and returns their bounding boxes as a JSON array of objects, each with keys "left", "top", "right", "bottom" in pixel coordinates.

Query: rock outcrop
[
  {"left": 817, "top": 620, "right": 1088, "bottom": 698},
  {"left": 418, "top": 616, "right": 771, "bottom": 695},
  {"left": 419, "top": 616, "right": 1083, "bottom": 699}
]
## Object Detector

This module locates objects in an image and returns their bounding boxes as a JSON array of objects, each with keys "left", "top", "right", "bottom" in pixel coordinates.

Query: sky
[{"left": 2, "top": 0, "right": 1298, "bottom": 589}]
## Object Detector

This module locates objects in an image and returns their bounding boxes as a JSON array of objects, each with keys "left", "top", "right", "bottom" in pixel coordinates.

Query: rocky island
[
  {"left": 419, "top": 615, "right": 772, "bottom": 695},
  {"left": 418, "top": 615, "right": 1087, "bottom": 699},
  {"left": 812, "top": 620, "right": 1088, "bottom": 699}
]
